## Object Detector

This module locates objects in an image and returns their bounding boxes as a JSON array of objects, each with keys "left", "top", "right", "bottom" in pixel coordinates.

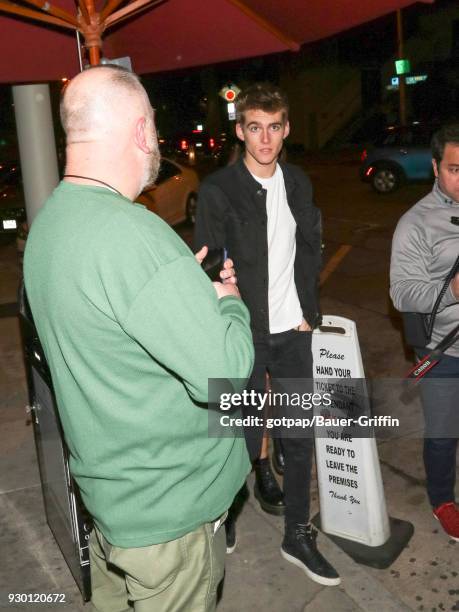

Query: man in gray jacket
[{"left": 390, "top": 123, "right": 459, "bottom": 541}]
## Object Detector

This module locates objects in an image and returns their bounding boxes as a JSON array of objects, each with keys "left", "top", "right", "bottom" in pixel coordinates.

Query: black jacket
[{"left": 194, "top": 159, "right": 322, "bottom": 341}]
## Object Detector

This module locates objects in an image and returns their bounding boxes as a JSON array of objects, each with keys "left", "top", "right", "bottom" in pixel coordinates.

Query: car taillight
[
  {"left": 209, "top": 138, "right": 215, "bottom": 148},
  {"left": 361, "top": 149, "right": 367, "bottom": 162},
  {"left": 365, "top": 166, "right": 374, "bottom": 177},
  {"left": 180, "top": 140, "right": 188, "bottom": 151}
]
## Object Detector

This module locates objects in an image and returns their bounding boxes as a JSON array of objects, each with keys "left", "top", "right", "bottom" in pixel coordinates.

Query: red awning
[{"left": 0, "top": 0, "right": 434, "bottom": 83}]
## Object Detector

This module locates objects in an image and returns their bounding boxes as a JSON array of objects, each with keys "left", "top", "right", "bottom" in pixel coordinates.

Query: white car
[{"left": 137, "top": 158, "right": 199, "bottom": 226}]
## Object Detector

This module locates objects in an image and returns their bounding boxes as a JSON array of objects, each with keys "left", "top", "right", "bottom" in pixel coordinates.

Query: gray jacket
[{"left": 390, "top": 181, "right": 459, "bottom": 356}]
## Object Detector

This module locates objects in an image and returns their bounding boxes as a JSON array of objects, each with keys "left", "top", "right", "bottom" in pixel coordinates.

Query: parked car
[
  {"left": 1, "top": 157, "right": 197, "bottom": 241},
  {"left": 0, "top": 161, "right": 26, "bottom": 235},
  {"left": 360, "top": 124, "right": 435, "bottom": 194},
  {"left": 137, "top": 157, "right": 199, "bottom": 225}
]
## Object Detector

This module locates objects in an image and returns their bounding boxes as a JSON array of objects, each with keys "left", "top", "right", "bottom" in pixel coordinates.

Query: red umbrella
[{"left": 0, "top": 0, "right": 434, "bottom": 83}]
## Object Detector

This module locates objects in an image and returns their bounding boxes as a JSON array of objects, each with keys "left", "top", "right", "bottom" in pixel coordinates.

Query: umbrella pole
[
  {"left": 89, "top": 45, "right": 100, "bottom": 65},
  {"left": 82, "top": 0, "right": 102, "bottom": 66}
]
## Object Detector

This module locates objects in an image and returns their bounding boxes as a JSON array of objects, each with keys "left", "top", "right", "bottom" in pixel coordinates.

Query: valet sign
[{"left": 312, "top": 316, "right": 390, "bottom": 547}]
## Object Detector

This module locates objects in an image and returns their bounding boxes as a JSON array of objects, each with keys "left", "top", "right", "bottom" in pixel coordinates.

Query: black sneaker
[
  {"left": 253, "top": 457, "right": 285, "bottom": 516},
  {"left": 281, "top": 524, "right": 341, "bottom": 586},
  {"left": 225, "top": 515, "right": 237, "bottom": 554}
]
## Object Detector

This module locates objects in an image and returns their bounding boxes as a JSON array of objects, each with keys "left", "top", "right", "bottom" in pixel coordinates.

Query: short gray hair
[{"left": 60, "top": 65, "right": 147, "bottom": 137}]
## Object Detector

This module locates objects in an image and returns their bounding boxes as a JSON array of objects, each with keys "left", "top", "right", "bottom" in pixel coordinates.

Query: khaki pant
[{"left": 89, "top": 517, "right": 226, "bottom": 612}]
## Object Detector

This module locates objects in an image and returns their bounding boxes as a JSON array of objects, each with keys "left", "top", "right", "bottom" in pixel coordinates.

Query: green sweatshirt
[{"left": 24, "top": 182, "right": 254, "bottom": 547}]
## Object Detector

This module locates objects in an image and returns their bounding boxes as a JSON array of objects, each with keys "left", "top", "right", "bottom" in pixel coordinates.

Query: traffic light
[{"left": 219, "top": 84, "right": 241, "bottom": 102}]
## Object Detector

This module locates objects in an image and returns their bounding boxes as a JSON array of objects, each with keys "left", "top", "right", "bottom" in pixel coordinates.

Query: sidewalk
[{"left": 1, "top": 239, "right": 458, "bottom": 611}]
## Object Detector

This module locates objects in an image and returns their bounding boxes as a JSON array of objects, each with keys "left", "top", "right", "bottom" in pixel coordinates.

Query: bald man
[{"left": 24, "top": 65, "right": 254, "bottom": 612}]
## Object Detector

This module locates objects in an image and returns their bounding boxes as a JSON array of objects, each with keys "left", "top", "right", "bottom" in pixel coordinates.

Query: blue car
[{"left": 360, "top": 125, "right": 435, "bottom": 194}]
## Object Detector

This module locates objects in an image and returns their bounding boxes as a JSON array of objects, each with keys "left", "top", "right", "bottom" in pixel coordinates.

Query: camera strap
[
  {"left": 405, "top": 321, "right": 459, "bottom": 381},
  {"left": 425, "top": 254, "right": 459, "bottom": 342},
  {"left": 402, "top": 254, "right": 459, "bottom": 348}
]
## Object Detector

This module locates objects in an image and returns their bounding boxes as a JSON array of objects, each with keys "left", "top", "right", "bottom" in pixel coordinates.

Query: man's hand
[
  {"left": 195, "top": 246, "right": 208, "bottom": 265},
  {"left": 219, "top": 258, "right": 237, "bottom": 285},
  {"left": 213, "top": 282, "right": 240, "bottom": 300},
  {"left": 214, "top": 258, "right": 239, "bottom": 298},
  {"left": 216, "top": 257, "right": 238, "bottom": 297},
  {"left": 196, "top": 246, "right": 237, "bottom": 284},
  {"left": 196, "top": 245, "right": 239, "bottom": 295},
  {"left": 297, "top": 318, "right": 312, "bottom": 331},
  {"left": 451, "top": 272, "right": 459, "bottom": 300}
]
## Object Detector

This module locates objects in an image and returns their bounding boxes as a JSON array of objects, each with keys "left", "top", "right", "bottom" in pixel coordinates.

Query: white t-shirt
[{"left": 251, "top": 164, "right": 303, "bottom": 333}]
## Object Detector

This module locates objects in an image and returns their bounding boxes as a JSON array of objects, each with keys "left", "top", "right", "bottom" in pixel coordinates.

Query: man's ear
[
  {"left": 135, "top": 117, "right": 152, "bottom": 154},
  {"left": 283, "top": 121, "right": 290, "bottom": 140},
  {"left": 432, "top": 158, "right": 438, "bottom": 178},
  {"left": 235, "top": 123, "right": 245, "bottom": 143}
]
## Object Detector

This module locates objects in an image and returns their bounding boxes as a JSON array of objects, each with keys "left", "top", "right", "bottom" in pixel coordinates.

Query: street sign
[
  {"left": 227, "top": 102, "right": 236, "bottom": 121},
  {"left": 219, "top": 84, "right": 241, "bottom": 102},
  {"left": 312, "top": 315, "right": 413, "bottom": 568},
  {"left": 387, "top": 74, "right": 428, "bottom": 90},
  {"left": 395, "top": 59, "right": 411, "bottom": 75},
  {"left": 312, "top": 315, "right": 390, "bottom": 547},
  {"left": 407, "top": 74, "right": 427, "bottom": 84}
]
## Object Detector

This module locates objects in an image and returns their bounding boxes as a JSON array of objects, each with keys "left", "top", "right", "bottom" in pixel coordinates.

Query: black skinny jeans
[
  {"left": 244, "top": 328, "right": 314, "bottom": 527},
  {"left": 417, "top": 349, "right": 459, "bottom": 508}
]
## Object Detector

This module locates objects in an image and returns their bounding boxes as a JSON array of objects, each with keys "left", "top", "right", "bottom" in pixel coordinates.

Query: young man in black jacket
[{"left": 194, "top": 83, "right": 340, "bottom": 586}]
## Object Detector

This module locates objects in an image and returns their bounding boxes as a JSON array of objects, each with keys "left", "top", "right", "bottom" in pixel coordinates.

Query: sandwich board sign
[{"left": 311, "top": 316, "right": 411, "bottom": 567}]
